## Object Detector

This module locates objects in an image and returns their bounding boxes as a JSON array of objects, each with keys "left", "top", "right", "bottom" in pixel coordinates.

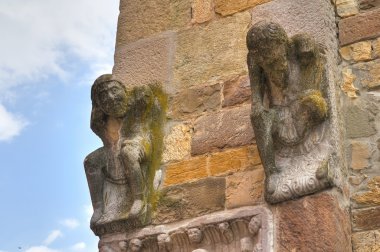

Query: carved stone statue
[
  {"left": 84, "top": 74, "right": 166, "bottom": 235},
  {"left": 247, "top": 21, "right": 334, "bottom": 203}
]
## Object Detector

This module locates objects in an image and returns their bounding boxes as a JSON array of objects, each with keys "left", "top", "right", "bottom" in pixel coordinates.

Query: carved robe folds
[{"left": 247, "top": 21, "right": 341, "bottom": 203}]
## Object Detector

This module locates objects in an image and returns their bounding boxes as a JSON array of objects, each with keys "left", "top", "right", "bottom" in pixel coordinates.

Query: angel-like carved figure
[
  {"left": 84, "top": 74, "right": 166, "bottom": 234},
  {"left": 247, "top": 21, "right": 331, "bottom": 202}
]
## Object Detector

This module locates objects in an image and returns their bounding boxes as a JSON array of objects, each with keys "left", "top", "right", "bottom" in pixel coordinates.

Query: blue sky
[{"left": 0, "top": 0, "right": 119, "bottom": 251}]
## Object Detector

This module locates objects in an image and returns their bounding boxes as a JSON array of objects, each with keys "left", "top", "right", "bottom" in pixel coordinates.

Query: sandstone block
[
  {"left": 225, "top": 168, "right": 264, "bottom": 209},
  {"left": 345, "top": 105, "right": 377, "bottom": 138},
  {"left": 336, "top": 0, "right": 359, "bottom": 17},
  {"left": 339, "top": 41, "right": 372, "bottom": 62},
  {"left": 170, "top": 83, "right": 221, "bottom": 119},
  {"left": 173, "top": 11, "right": 250, "bottom": 90},
  {"left": 352, "top": 59, "right": 380, "bottom": 89},
  {"left": 222, "top": 75, "right": 251, "bottom": 107},
  {"left": 113, "top": 32, "right": 175, "bottom": 90},
  {"left": 341, "top": 68, "right": 359, "bottom": 98},
  {"left": 276, "top": 192, "right": 352, "bottom": 252},
  {"left": 162, "top": 123, "right": 192, "bottom": 163},
  {"left": 359, "top": 0, "right": 380, "bottom": 10},
  {"left": 353, "top": 176, "right": 380, "bottom": 207},
  {"left": 164, "top": 155, "right": 208, "bottom": 186},
  {"left": 350, "top": 141, "right": 371, "bottom": 170},
  {"left": 352, "top": 206, "right": 380, "bottom": 231},
  {"left": 352, "top": 230, "right": 380, "bottom": 252},
  {"left": 208, "top": 145, "right": 261, "bottom": 176},
  {"left": 191, "top": 0, "right": 214, "bottom": 24},
  {"left": 191, "top": 105, "right": 254, "bottom": 155},
  {"left": 374, "top": 38, "right": 380, "bottom": 58},
  {"left": 214, "top": 0, "right": 271, "bottom": 16},
  {"left": 339, "top": 8, "right": 380, "bottom": 45},
  {"left": 154, "top": 177, "right": 225, "bottom": 224},
  {"left": 116, "top": 0, "right": 190, "bottom": 44}
]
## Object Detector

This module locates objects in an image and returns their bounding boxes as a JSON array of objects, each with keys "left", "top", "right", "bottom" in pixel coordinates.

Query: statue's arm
[
  {"left": 247, "top": 52, "right": 265, "bottom": 116},
  {"left": 90, "top": 107, "right": 106, "bottom": 138}
]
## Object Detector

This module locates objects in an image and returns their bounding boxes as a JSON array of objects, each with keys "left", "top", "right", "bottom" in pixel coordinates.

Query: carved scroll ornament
[
  {"left": 84, "top": 74, "right": 166, "bottom": 235},
  {"left": 246, "top": 21, "right": 335, "bottom": 203}
]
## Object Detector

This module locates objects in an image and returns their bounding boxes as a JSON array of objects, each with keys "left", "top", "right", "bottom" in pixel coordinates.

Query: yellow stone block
[
  {"left": 353, "top": 177, "right": 380, "bottom": 206},
  {"left": 164, "top": 156, "right": 208, "bottom": 186},
  {"left": 192, "top": 0, "right": 214, "bottom": 24},
  {"left": 215, "top": 0, "right": 271, "bottom": 16},
  {"left": 351, "top": 141, "right": 370, "bottom": 170}
]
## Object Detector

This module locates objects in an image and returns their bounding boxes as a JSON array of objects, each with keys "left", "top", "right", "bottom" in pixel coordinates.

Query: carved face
[
  {"left": 157, "top": 233, "right": 171, "bottom": 250},
  {"left": 129, "top": 238, "right": 142, "bottom": 252},
  {"left": 97, "top": 81, "right": 128, "bottom": 117},
  {"left": 254, "top": 41, "right": 288, "bottom": 69},
  {"left": 188, "top": 228, "right": 203, "bottom": 244},
  {"left": 248, "top": 216, "right": 262, "bottom": 235}
]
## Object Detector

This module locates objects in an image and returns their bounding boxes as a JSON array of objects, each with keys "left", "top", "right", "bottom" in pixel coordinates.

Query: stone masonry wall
[
  {"left": 337, "top": 0, "right": 380, "bottom": 251},
  {"left": 111, "top": 0, "right": 355, "bottom": 251}
]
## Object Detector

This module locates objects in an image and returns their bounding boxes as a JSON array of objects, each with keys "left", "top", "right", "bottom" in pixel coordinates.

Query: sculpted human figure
[
  {"left": 84, "top": 74, "right": 166, "bottom": 233},
  {"left": 187, "top": 228, "right": 203, "bottom": 244},
  {"left": 157, "top": 233, "right": 172, "bottom": 252},
  {"left": 246, "top": 21, "right": 329, "bottom": 200},
  {"left": 218, "top": 222, "right": 234, "bottom": 244}
]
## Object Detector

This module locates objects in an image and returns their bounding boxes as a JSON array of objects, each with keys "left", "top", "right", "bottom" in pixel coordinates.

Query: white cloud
[
  {"left": 71, "top": 242, "right": 86, "bottom": 251},
  {"left": 43, "top": 230, "right": 63, "bottom": 246},
  {"left": 60, "top": 218, "right": 80, "bottom": 229},
  {"left": 0, "top": 104, "right": 28, "bottom": 141},
  {"left": 0, "top": 0, "right": 118, "bottom": 98},
  {"left": 25, "top": 246, "right": 59, "bottom": 252}
]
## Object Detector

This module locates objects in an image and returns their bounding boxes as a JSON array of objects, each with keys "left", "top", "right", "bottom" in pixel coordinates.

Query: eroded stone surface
[
  {"left": 341, "top": 68, "right": 359, "bottom": 98},
  {"left": 374, "top": 38, "right": 380, "bottom": 57},
  {"left": 352, "top": 230, "right": 380, "bottom": 252},
  {"left": 353, "top": 177, "right": 380, "bottom": 207},
  {"left": 214, "top": 0, "right": 271, "bottom": 16},
  {"left": 226, "top": 168, "right": 264, "bottom": 208},
  {"left": 173, "top": 11, "right": 250, "bottom": 90},
  {"left": 116, "top": 0, "right": 190, "bottom": 44},
  {"left": 154, "top": 177, "right": 225, "bottom": 224},
  {"left": 99, "top": 206, "right": 274, "bottom": 252},
  {"left": 352, "top": 206, "right": 380, "bottom": 231},
  {"left": 340, "top": 41, "right": 372, "bottom": 62},
  {"left": 162, "top": 123, "right": 192, "bottom": 163},
  {"left": 345, "top": 105, "right": 377, "bottom": 138},
  {"left": 359, "top": 0, "right": 380, "bottom": 10},
  {"left": 276, "top": 192, "right": 352, "bottom": 252},
  {"left": 339, "top": 8, "right": 380, "bottom": 45},
  {"left": 336, "top": 0, "right": 359, "bottom": 17},
  {"left": 191, "top": 0, "right": 214, "bottom": 24},
  {"left": 351, "top": 59, "right": 380, "bottom": 89},
  {"left": 222, "top": 75, "right": 251, "bottom": 107},
  {"left": 191, "top": 105, "right": 254, "bottom": 155},
  {"left": 350, "top": 141, "right": 371, "bottom": 170}
]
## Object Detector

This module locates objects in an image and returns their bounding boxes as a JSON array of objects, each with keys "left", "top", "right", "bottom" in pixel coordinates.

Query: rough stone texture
[
  {"left": 169, "top": 84, "right": 221, "bottom": 119},
  {"left": 353, "top": 177, "right": 380, "bottom": 207},
  {"left": 350, "top": 141, "right": 371, "bottom": 170},
  {"left": 191, "top": 105, "right": 254, "bottom": 155},
  {"left": 339, "top": 8, "right": 380, "bottom": 46},
  {"left": 225, "top": 168, "right": 264, "bottom": 208},
  {"left": 191, "top": 0, "right": 214, "bottom": 24},
  {"left": 374, "top": 37, "right": 380, "bottom": 58},
  {"left": 336, "top": 0, "right": 359, "bottom": 17},
  {"left": 214, "top": 0, "right": 271, "bottom": 16},
  {"left": 352, "top": 59, "right": 380, "bottom": 89},
  {"left": 173, "top": 11, "right": 250, "bottom": 90},
  {"left": 208, "top": 146, "right": 261, "bottom": 176},
  {"left": 222, "top": 75, "right": 251, "bottom": 107},
  {"left": 113, "top": 32, "right": 175, "bottom": 91},
  {"left": 250, "top": 0, "right": 338, "bottom": 61},
  {"left": 162, "top": 124, "right": 192, "bottom": 163},
  {"left": 276, "top": 192, "right": 352, "bottom": 252},
  {"left": 339, "top": 41, "right": 372, "bottom": 62},
  {"left": 116, "top": 0, "right": 190, "bottom": 44},
  {"left": 341, "top": 68, "right": 359, "bottom": 98},
  {"left": 352, "top": 230, "right": 380, "bottom": 252},
  {"left": 352, "top": 206, "right": 380, "bottom": 231},
  {"left": 345, "top": 105, "right": 377, "bottom": 138},
  {"left": 164, "top": 155, "right": 208, "bottom": 186},
  {"left": 359, "top": 0, "right": 380, "bottom": 10},
  {"left": 154, "top": 177, "right": 225, "bottom": 224}
]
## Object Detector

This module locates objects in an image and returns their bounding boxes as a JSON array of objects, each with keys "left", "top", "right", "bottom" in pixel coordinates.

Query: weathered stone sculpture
[
  {"left": 247, "top": 21, "right": 335, "bottom": 203},
  {"left": 84, "top": 74, "right": 166, "bottom": 235}
]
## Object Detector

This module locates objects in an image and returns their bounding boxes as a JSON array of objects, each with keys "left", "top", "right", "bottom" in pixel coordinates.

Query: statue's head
[
  {"left": 292, "top": 33, "right": 318, "bottom": 66},
  {"left": 91, "top": 74, "right": 128, "bottom": 117},
  {"left": 248, "top": 216, "right": 262, "bottom": 235},
  {"left": 247, "top": 21, "right": 288, "bottom": 67},
  {"left": 187, "top": 228, "right": 203, "bottom": 244},
  {"left": 129, "top": 238, "right": 142, "bottom": 252}
]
